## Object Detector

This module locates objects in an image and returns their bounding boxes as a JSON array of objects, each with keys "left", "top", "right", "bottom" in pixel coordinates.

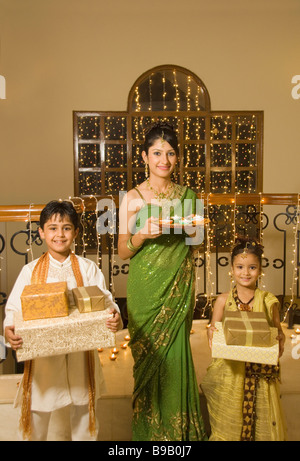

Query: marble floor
[{"left": 0, "top": 320, "right": 299, "bottom": 441}]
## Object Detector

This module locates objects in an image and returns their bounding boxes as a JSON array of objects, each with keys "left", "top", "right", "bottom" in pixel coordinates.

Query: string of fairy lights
[
  {"left": 26, "top": 203, "right": 35, "bottom": 262},
  {"left": 77, "top": 114, "right": 259, "bottom": 196},
  {"left": 282, "top": 194, "right": 300, "bottom": 323}
]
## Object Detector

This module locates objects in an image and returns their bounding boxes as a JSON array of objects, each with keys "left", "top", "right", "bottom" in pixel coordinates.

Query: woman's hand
[
  {"left": 5, "top": 326, "right": 23, "bottom": 351},
  {"left": 118, "top": 189, "right": 162, "bottom": 260},
  {"left": 139, "top": 216, "right": 162, "bottom": 240}
]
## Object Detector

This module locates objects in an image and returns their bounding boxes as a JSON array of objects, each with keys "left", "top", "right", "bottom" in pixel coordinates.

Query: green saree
[{"left": 127, "top": 186, "right": 207, "bottom": 441}]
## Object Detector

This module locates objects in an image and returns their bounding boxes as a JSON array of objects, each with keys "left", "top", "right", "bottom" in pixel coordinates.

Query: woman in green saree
[{"left": 118, "top": 123, "right": 207, "bottom": 441}]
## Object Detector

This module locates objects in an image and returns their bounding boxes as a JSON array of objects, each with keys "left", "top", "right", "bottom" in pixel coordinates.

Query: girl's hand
[
  {"left": 276, "top": 330, "right": 285, "bottom": 358},
  {"left": 206, "top": 293, "right": 227, "bottom": 349},
  {"left": 106, "top": 309, "right": 121, "bottom": 333},
  {"left": 207, "top": 324, "right": 217, "bottom": 349},
  {"left": 5, "top": 326, "right": 23, "bottom": 351},
  {"left": 272, "top": 303, "right": 285, "bottom": 358}
]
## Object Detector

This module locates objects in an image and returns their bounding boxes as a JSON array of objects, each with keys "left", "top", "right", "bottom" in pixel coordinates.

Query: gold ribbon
[
  {"left": 223, "top": 313, "right": 266, "bottom": 347},
  {"left": 76, "top": 286, "right": 92, "bottom": 312},
  {"left": 241, "top": 311, "right": 254, "bottom": 347}
]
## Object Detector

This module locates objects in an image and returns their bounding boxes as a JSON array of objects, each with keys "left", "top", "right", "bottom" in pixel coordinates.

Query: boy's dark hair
[
  {"left": 231, "top": 236, "right": 264, "bottom": 266},
  {"left": 143, "top": 121, "right": 179, "bottom": 156},
  {"left": 39, "top": 200, "right": 79, "bottom": 230}
]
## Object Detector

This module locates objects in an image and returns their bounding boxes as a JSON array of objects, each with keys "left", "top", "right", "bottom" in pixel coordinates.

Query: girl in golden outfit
[{"left": 201, "top": 237, "right": 287, "bottom": 441}]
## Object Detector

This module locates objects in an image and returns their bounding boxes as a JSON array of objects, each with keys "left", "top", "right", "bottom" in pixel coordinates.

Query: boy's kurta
[{"left": 4, "top": 253, "right": 120, "bottom": 412}]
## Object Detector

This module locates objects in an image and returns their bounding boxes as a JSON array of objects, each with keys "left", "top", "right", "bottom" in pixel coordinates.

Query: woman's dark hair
[
  {"left": 143, "top": 121, "right": 179, "bottom": 155},
  {"left": 231, "top": 236, "right": 264, "bottom": 266},
  {"left": 39, "top": 200, "right": 79, "bottom": 230}
]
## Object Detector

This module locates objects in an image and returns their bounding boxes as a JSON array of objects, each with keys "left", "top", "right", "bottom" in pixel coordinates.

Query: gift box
[
  {"left": 72, "top": 286, "right": 105, "bottom": 313},
  {"left": 223, "top": 310, "right": 271, "bottom": 347},
  {"left": 14, "top": 308, "right": 115, "bottom": 362},
  {"left": 21, "top": 282, "right": 69, "bottom": 321},
  {"left": 212, "top": 321, "right": 279, "bottom": 365}
]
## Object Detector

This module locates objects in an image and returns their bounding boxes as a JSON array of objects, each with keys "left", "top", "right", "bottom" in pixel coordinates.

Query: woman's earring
[{"left": 145, "top": 162, "right": 149, "bottom": 179}]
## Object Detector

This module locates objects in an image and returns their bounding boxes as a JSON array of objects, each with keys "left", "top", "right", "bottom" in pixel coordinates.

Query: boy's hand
[
  {"left": 5, "top": 326, "right": 23, "bottom": 350},
  {"left": 106, "top": 309, "right": 121, "bottom": 333}
]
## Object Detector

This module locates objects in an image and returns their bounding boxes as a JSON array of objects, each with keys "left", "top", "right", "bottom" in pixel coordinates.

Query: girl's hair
[
  {"left": 231, "top": 236, "right": 264, "bottom": 266},
  {"left": 39, "top": 200, "right": 79, "bottom": 230},
  {"left": 143, "top": 121, "right": 179, "bottom": 155}
]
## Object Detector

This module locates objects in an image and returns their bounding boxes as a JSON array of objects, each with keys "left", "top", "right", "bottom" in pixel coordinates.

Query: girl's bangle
[{"left": 126, "top": 235, "right": 143, "bottom": 252}]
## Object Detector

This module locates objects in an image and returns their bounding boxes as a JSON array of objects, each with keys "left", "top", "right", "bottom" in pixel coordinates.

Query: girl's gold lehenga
[
  {"left": 201, "top": 288, "right": 287, "bottom": 441},
  {"left": 127, "top": 185, "right": 207, "bottom": 441}
]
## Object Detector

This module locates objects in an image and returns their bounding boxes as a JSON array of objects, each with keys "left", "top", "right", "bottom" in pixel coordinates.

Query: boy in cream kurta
[{"left": 4, "top": 201, "right": 122, "bottom": 441}]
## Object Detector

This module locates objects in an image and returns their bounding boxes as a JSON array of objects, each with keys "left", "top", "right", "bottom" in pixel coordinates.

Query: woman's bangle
[{"left": 126, "top": 235, "right": 143, "bottom": 252}]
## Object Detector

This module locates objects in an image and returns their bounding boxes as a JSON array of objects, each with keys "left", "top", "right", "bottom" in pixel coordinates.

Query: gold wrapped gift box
[
  {"left": 212, "top": 321, "right": 279, "bottom": 365},
  {"left": 21, "top": 282, "right": 69, "bottom": 321},
  {"left": 72, "top": 286, "right": 105, "bottom": 313},
  {"left": 14, "top": 308, "right": 115, "bottom": 362},
  {"left": 223, "top": 311, "right": 271, "bottom": 347}
]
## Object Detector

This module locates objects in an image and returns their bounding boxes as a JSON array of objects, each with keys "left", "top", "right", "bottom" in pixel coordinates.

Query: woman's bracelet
[{"left": 126, "top": 235, "right": 143, "bottom": 252}]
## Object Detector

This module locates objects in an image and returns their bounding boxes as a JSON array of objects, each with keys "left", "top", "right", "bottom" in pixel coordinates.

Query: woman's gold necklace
[{"left": 146, "top": 179, "right": 175, "bottom": 201}]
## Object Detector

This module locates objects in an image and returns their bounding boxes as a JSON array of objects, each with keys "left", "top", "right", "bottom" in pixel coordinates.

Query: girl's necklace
[
  {"left": 233, "top": 285, "right": 255, "bottom": 311},
  {"left": 237, "top": 294, "right": 254, "bottom": 312},
  {"left": 146, "top": 179, "right": 175, "bottom": 201}
]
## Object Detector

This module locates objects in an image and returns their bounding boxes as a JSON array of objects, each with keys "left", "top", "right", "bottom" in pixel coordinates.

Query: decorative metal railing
[{"left": 0, "top": 193, "right": 299, "bottom": 329}]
